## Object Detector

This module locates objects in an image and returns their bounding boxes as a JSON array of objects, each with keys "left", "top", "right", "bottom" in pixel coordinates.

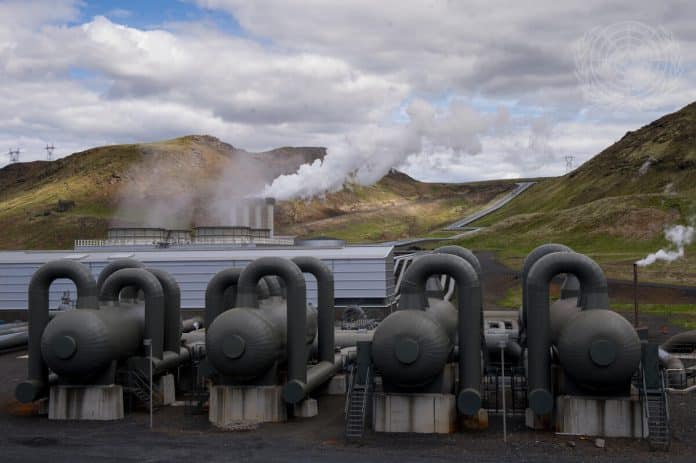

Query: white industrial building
[{"left": 0, "top": 245, "right": 396, "bottom": 313}]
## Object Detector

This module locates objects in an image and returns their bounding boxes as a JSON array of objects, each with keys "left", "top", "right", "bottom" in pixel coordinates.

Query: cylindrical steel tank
[
  {"left": 525, "top": 251, "right": 608, "bottom": 416},
  {"left": 40, "top": 302, "right": 144, "bottom": 380},
  {"left": 374, "top": 253, "right": 483, "bottom": 416},
  {"left": 205, "top": 258, "right": 316, "bottom": 389},
  {"left": 16, "top": 260, "right": 99, "bottom": 403},
  {"left": 372, "top": 310, "right": 451, "bottom": 388},
  {"left": 557, "top": 309, "right": 641, "bottom": 392}
]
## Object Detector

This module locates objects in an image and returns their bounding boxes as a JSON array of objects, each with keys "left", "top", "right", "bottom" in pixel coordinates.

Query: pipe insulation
[
  {"left": 393, "top": 253, "right": 482, "bottom": 416},
  {"left": 521, "top": 244, "right": 573, "bottom": 328},
  {"left": 16, "top": 260, "right": 98, "bottom": 403},
  {"left": 525, "top": 251, "right": 609, "bottom": 415},
  {"left": 283, "top": 256, "right": 336, "bottom": 404},
  {"left": 99, "top": 268, "right": 166, "bottom": 360},
  {"left": 235, "top": 257, "right": 308, "bottom": 390}
]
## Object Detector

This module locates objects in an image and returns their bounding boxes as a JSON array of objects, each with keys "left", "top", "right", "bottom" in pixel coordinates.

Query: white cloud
[{"left": 0, "top": 0, "right": 694, "bottom": 192}]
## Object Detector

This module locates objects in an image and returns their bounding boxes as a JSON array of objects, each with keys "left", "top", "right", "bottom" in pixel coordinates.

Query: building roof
[{"left": 0, "top": 245, "right": 394, "bottom": 264}]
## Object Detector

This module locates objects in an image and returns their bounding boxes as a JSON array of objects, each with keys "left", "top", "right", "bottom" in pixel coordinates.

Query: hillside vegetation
[
  {"left": 0, "top": 135, "right": 516, "bottom": 249},
  {"left": 0, "top": 135, "right": 325, "bottom": 249},
  {"left": 456, "top": 102, "right": 696, "bottom": 284}
]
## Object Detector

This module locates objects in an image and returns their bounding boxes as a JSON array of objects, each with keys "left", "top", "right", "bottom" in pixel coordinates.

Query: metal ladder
[
  {"left": 125, "top": 368, "right": 163, "bottom": 410},
  {"left": 642, "top": 368, "right": 671, "bottom": 451},
  {"left": 345, "top": 365, "right": 373, "bottom": 440}
]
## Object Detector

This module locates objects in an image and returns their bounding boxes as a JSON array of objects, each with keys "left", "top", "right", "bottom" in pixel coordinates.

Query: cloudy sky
[{"left": 1, "top": 0, "right": 694, "bottom": 186}]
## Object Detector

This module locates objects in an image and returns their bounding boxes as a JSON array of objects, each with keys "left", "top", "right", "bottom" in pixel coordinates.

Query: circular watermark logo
[{"left": 574, "top": 21, "right": 682, "bottom": 109}]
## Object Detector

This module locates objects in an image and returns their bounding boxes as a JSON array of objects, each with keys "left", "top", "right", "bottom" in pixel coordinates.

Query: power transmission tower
[
  {"left": 7, "top": 148, "right": 20, "bottom": 163},
  {"left": 45, "top": 144, "right": 55, "bottom": 161},
  {"left": 564, "top": 155, "right": 575, "bottom": 173}
]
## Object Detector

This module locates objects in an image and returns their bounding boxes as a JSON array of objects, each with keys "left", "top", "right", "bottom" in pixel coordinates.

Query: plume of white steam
[
  {"left": 636, "top": 224, "right": 694, "bottom": 266},
  {"left": 262, "top": 99, "right": 493, "bottom": 200}
]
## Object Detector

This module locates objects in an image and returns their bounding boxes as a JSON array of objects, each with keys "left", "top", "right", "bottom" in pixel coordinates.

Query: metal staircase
[
  {"left": 345, "top": 365, "right": 373, "bottom": 440},
  {"left": 119, "top": 368, "right": 163, "bottom": 410},
  {"left": 642, "top": 370, "right": 670, "bottom": 451}
]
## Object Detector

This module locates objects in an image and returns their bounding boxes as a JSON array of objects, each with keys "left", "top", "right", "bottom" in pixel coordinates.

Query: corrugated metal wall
[{"left": 0, "top": 247, "right": 395, "bottom": 311}]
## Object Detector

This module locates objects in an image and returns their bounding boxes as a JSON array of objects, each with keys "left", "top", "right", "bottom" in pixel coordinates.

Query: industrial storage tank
[
  {"left": 371, "top": 250, "right": 484, "bottom": 416},
  {"left": 16, "top": 259, "right": 188, "bottom": 405}
]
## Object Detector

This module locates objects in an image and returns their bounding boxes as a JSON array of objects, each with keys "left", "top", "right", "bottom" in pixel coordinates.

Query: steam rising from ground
[
  {"left": 263, "top": 99, "right": 496, "bottom": 200},
  {"left": 636, "top": 224, "right": 694, "bottom": 266}
]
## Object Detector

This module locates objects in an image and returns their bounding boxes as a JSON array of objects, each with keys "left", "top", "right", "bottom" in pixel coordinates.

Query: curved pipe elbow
[
  {"left": 398, "top": 253, "right": 483, "bottom": 415},
  {"left": 97, "top": 258, "right": 144, "bottom": 300},
  {"left": 434, "top": 246, "right": 482, "bottom": 276},
  {"left": 292, "top": 256, "right": 335, "bottom": 363},
  {"left": 525, "top": 251, "right": 608, "bottom": 415},
  {"left": 20, "top": 259, "right": 98, "bottom": 402},
  {"left": 146, "top": 268, "right": 181, "bottom": 354},
  {"left": 204, "top": 268, "right": 242, "bottom": 328},
  {"left": 99, "top": 268, "right": 166, "bottom": 360},
  {"left": 237, "top": 257, "right": 308, "bottom": 385},
  {"left": 521, "top": 244, "right": 572, "bottom": 325}
]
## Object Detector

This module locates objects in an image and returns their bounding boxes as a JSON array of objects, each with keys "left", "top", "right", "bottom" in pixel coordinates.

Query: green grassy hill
[
  {"left": 456, "top": 102, "right": 696, "bottom": 284},
  {"left": 0, "top": 136, "right": 517, "bottom": 249}
]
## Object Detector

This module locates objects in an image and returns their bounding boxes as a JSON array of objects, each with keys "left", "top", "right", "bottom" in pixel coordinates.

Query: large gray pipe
[
  {"left": 236, "top": 257, "right": 308, "bottom": 390},
  {"left": 525, "top": 252, "right": 608, "bottom": 415},
  {"left": 0, "top": 322, "right": 28, "bottom": 331},
  {"left": 146, "top": 268, "right": 181, "bottom": 354},
  {"left": 434, "top": 246, "right": 482, "bottom": 276},
  {"left": 521, "top": 244, "right": 573, "bottom": 327},
  {"left": 433, "top": 245, "right": 484, "bottom": 344},
  {"left": 182, "top": 317, "right": 204, "bottom": 333},
  {"left": 0, "top": 331, "right": 28, "bottom": 351},
  {"left": 264, "top": 276, "right": 284, "bottom": 298},
  {"left": 282, "top": 256, "right": 336, "bottom": 404},
  {"left": 97, "top": 258, "right": 144, "bottom": 300},
  {"left": 549, "top": 275, "right": 582, "bottom": 346},
  {"left": 100, "top": 268, "right": 166, "bottom": 360},
  {"left": 291, "top": 256, "right": 334, "bottom": 364},
  {"left": 16, "top": 260, "right": 98, "bottom": 403},
  {"left": 205, "top": 269, "right": 273, "bottom": 328},
  {"left": 204, "top": 268, "right": 242, "bottom": 328},
  {"left": 0, "top": 326, "right": 29, "bottom": 336},
  {"left": 662, "top": 330, "right": 696, "bottom": 354},
  {"left": 398, "top": 253, "right": 482, "bottom": 416}
]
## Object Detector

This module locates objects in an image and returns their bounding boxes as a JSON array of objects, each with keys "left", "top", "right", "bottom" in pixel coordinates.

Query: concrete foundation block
[
  {"left": 49, "top": 385, "right": 124, "bottom": 421},
  {"left": 555, "top": 395, "right": 647, "bottom": 438},
  {"left": 293, "top": 398, "right": 318, "bottom": 418},
  {"left": 209, "top": 385, "right": 286, "bottom": 427},
  {"left": 157, "top": 374, "right": 176, "bottom": 405},
  {"left": 326, "top": 374, "right": 347, "bottom": 395},
  {"left": 373, "top": 392, "right": 456, "bottom": 434},
  {"left": 460, "top": 408, "right": 489, "bottom": 430},
  {"left": 525, "top": 408, "right": 551, "bottom": 430}
]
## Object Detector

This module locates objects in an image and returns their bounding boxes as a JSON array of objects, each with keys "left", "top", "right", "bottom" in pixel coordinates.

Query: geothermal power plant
[{"left": 0, "top": 195, "right": 694, "bottom": 457}]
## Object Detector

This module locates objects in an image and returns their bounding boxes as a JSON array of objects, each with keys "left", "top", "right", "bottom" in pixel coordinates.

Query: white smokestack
[{"left": 636, "top": 224, "right": 694, "bottom": 267}]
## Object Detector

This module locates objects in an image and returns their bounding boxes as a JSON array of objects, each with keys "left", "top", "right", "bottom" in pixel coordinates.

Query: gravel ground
[
  {"left": 1, "top": 348, "right": 695, "bottom": 463},
  {"left": 1, "top": 253, "right": 695, "bottom": 462}
]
